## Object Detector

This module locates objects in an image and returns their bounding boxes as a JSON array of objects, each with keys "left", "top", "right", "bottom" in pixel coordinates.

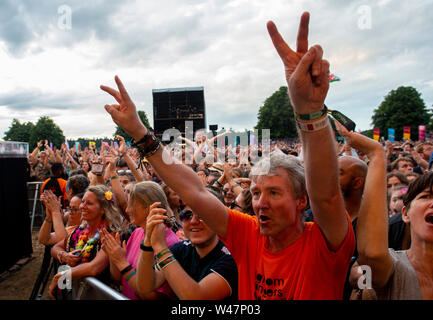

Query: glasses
[
  {"left": 117, "top": 170, "right": 132, "bottom": 174},
  {"left": 230, "top": 201, "right": 244, "bottom": 211},
  {"left": 179, "top": 209, "right": 202, "bottom": 223}
]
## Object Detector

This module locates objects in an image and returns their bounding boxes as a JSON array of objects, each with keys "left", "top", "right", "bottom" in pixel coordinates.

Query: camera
[{"left": 164, "top": 216, "right": 181, "bottom": 233}]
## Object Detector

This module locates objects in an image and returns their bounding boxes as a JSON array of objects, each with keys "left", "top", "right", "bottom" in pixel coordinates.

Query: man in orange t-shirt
[{"left": 101, "top": 12, "right": 354, "bottom": 300}]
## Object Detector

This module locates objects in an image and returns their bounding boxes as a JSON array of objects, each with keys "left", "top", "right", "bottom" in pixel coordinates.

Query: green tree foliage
[
  {"left": 255, "top": 86, "right": 298, "bottom": 140},
  {"left": 114, "top": 110, "right": 150, "bottom": 141},
  {"left": 371, "top": 86, "right": 430, "bottom": 141},
  {"left": 3, "top": 119, "right": 34, "bottom": 143},
  {"left": 29, "top": 116, "right": 65, "bottom": 150}
]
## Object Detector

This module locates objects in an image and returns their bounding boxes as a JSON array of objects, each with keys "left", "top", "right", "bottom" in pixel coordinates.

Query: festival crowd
[{"left": 26, "top": 12, "right": 433, "bottom": 300}]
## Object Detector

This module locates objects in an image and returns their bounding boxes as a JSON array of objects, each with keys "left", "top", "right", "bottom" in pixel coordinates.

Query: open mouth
[
  {"left": 259, "top": 215, "right": 270, "bottom": 224},
  {"left": 425, "top": 214, "right": 433, "bottom": 225}
]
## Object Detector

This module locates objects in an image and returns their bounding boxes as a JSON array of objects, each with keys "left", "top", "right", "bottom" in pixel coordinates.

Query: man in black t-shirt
[{"left": 136, "top": 203, "right": 238, "bottom": 300}]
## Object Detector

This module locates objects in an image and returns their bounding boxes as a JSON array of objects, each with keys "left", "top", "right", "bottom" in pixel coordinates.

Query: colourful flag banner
[
  {"left": 126, "top": 141, "right": 130, "bottom": 147},
  {"left": 89, "top": 141, "right": 96, "bottom": 148},
  {"left": 64, "top": 141, "right": 69, "bottom": 150},
  {"left": 50, "top": 142, "right": 53, "bottom": 149},
  {"left": 388, "top": 128, "right": 395, "bottom": 142},
  {"left": 75, "top": 142, "right": 80, "bottom": 150},
  {"left": 403, "top": 126, "right": 411, "bottom": 140},
  {"left": 373, "top": 128, "right": 380, "bottom": 141},
  {"left": 419, "top": 125, "right": 426, "bottom": 141},
  {"left": 329, "top": 74, "right": 341, "bottom": 83}
]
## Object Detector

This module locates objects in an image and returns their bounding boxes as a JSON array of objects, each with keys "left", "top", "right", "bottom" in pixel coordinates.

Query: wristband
[
  {"left": 296, "top": 115, "right": 330, "bottom": 132},
  {"left": 132, "top": 131, "right": 161, "bottom": 160},
  {"left": 124, "top": 269, "right": 136, "bottom": 282},
  {"left": 120, "top": 264, "right": 133, "bottom": 275},
  {"left": 294, "top": 105, "right": 328, "bottom": 121},
  {"left": 110, "top": 175, "right": 118, "bottom": 181},
  {"left": 214, "top": 180, "right": 223, "bottom": 188},
  {"left": 45, "top": 218, "right": 53, "bottom": 224},
  {"left": 140, "top": 240, "right": 153, "bottom": 252},
  {"left": 158, "top": 255, "right": 176, "bottom": 269},
  {"left": 156, "top": 248, "right": 171, "bottom": 260}
]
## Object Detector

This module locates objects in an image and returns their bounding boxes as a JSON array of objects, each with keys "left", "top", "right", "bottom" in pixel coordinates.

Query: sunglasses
[
  {"left": 230, "top": 201, "right": 243, "bottom": 211},
  {"left": 179, "top": 209, "right": 202, "bottom": 223}
]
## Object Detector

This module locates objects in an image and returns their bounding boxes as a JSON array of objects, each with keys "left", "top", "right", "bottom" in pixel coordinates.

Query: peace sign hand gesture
[
  {"left": 101, "top": 76, "right": 147, "bottom": 141},
  {"left": 267, "top": 12, "right": 330, "bottom": 115}
]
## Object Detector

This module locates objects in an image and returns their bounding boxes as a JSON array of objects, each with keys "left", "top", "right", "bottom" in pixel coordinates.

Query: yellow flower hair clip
[{"left": 105, "top": 191, "right": 113, "bottom": 201}]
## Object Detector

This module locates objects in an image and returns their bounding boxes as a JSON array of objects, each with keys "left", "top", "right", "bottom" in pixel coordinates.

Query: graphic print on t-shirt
[{"left": 254, "top": 273, "right": 290, "bottom": 300}]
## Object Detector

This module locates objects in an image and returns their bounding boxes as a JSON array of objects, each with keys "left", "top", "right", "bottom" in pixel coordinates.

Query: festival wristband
[
  {"left": 156, "top": 248, "right": 171, "bottom": 260},
  {"left": 294, "top": 105, "right": 328, "bottom": 121},
  {"left": 296, "top": 115, "right": 330, "bottom": 132},
  {"left": 158, "top": 255, "right": 176, "bottom": 269},
  {"left": 120, "top": 264, "right": 133, "bottom": 275},
  {"left": 124, "top": 270, "right": 136, "bottom": 282}
]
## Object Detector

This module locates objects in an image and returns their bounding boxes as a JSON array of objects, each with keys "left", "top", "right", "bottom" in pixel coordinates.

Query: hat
[{"left": 209, "top": 163, "right": 224, "bottom": 174}]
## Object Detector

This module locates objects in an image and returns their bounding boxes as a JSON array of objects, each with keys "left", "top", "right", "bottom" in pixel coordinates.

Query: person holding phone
[{"left": 135, "top": 201, "right": 238, "bottom": 300}]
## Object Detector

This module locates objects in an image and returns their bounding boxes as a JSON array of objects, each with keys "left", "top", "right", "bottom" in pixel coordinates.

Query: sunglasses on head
[{"left": 179, "top": 209, "right": 202, "bottom": 223}]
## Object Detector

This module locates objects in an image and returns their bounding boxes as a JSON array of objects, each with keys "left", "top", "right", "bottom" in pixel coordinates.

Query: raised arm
[
  {"left": 101, "top": 76, "right": 229, "bottom": 238},
  {"left": 335, "top": 121, "right": 394, "bottom": 288},
  {"left": 267, "top": 13, "right": 347, "bottom": 249}
]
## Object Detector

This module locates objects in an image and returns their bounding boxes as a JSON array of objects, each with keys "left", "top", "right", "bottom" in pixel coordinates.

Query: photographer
[{"left": 136, "top": 202, "right": 238, "bottom": 300}]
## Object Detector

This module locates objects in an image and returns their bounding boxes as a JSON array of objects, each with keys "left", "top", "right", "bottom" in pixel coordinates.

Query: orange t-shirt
[
  {"left": 41, "top": 178, "right": 68, "bottom": 199},
  {"left": 220, "top": 208, "right": 355, "bottom": 300}
]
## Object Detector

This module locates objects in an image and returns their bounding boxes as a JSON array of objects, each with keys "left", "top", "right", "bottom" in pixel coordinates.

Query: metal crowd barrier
[
  {"left": 72, "top": 277, "right": 129, "bottom": 300},
  {"left": 27, "top": 181, "right": 45, "bottom": 231}
]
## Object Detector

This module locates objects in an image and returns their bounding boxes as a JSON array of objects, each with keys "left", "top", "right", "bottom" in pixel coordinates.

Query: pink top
[{"left": 122, "top": 227, "right": 179, "bottom": 300}]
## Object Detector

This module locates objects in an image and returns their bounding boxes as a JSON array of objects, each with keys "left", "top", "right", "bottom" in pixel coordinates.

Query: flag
[
  {"left": 114, "top": 141, "right": 118, "bottom": 149},
  {"left": 75, "top": 142, "right": 80, "bottom": 150},
  {"left": 403, "top": 126, "right": 411, "bottom": 140},
  {"left": 50, "top": 142, "right": 53, "bottom": 149},
  {"left": 388, "top": 128, "right": 395, "bottom": 142},
  {"left": 64, "top": 141, "right": 69, "bottom": 150},
  {"left": 89, "top": 141, "right": 96, "bottom": 148},
  {"left": 329, "top": 74, "right": 341, "bottom": 83},
  {"left": 126, "top": 141, "right": 130, "bottom": 147},
  {"left": 373, "top": 128, "right": 380, "bottom": 141},
  {"left": 419, "top": 125, "right": 426, "bottom": 141}
]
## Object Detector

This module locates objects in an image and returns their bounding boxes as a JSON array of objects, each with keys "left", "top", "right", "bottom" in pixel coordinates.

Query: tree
[
  {"left": 255, "top": 86, "right": 298, "bottom": 140},
  {"left": 3, "top": 119, "right": 34, "bottom": 143},
  {"left": 29, "top": 116, "right": 65, "bottom": 150},
  {"left": 371, "top": 86, "right": 430, "bottom": 141},
  {"left": 114, "top": 110, "right": 150, "bottom": 141}
]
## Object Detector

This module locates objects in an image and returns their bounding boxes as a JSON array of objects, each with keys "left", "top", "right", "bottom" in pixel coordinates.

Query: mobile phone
[{"left": 91, "top": 163, "right": 103, "bottom": 175}]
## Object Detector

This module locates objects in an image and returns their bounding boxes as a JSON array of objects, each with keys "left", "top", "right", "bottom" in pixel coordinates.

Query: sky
[{"left": 0, "top": 0, "right": 432, "bottom": 140}]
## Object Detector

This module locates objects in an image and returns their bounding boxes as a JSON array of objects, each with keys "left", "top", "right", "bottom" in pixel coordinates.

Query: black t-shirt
[
  {"left": 388, "top": 212, "right": 410, "bottom": 250},
  {"left": 169, "top": 240, "right": 238, "bottom": 300}
]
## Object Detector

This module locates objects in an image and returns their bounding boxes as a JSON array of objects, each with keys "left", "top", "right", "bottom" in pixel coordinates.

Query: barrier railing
[
  {"left": 27, "top": 181, "right": 45, "bottom": 231},
  {"left": 72, "top": 277, "right": 129, "bottom": 300}
]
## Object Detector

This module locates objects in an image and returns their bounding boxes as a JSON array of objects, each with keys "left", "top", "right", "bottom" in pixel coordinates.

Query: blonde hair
[
  {"left": 129, "top": 181, "right": 174, "bottom": 218},
  {"left": 86, "top": 185, "right": 122, "bottom": 233}
]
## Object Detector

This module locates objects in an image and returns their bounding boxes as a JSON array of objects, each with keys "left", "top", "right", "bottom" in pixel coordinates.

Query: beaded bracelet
[
  {"left": 158, "top": 255, "right": 176, "bottom": 269},
  {"left": 156, "top": 248, "right": 171, "bottom": 260},
  {"left": 124, "top": 269, "right": 136, "bottom": 282}
]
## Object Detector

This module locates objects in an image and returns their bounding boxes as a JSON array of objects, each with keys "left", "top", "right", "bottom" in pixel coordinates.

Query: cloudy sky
[{"left": 0, "top": 0, "right": 432, "bottom": 140}]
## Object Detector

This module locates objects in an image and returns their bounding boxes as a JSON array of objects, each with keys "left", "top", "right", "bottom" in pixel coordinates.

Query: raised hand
[
  {"left": 267, "top": 12, "right": 330, "bottom": 115},
  {"left": 144, "top": 202, "right": 168, "bottom": 252},
  {"left": 100, "top": 228, "right": 127, "bottom": 268},
  {"left": 116, "top": 135, "right": 127, "bottom": 155},
  {"left": 101, "top": 76, "right": 146, "bottom": 141}
]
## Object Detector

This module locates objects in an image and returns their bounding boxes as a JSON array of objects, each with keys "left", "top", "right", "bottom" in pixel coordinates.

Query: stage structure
[
  {"left": 0, "top": 141, "right": 32, "bottom": 274},
  {"left": 152, "top": 87, "right": 206, "bottom": 139}
]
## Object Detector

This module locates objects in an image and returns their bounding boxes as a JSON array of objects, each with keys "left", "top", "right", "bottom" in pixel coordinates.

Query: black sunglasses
[
  {"left": 230, "top": 201, "right": 243, "bottom": 211},
  {"left": 179, "top": 209, "right": 202, "bottom": 223}
]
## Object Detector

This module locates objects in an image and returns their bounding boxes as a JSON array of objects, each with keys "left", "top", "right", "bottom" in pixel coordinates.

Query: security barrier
[{"left": 72, "top": 277, "right": 129, "bottom": 300}]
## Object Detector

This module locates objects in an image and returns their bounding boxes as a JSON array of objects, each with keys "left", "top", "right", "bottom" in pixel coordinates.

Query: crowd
[{"left": 25, "top": 12, "right": 433, "bottom": 300}]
